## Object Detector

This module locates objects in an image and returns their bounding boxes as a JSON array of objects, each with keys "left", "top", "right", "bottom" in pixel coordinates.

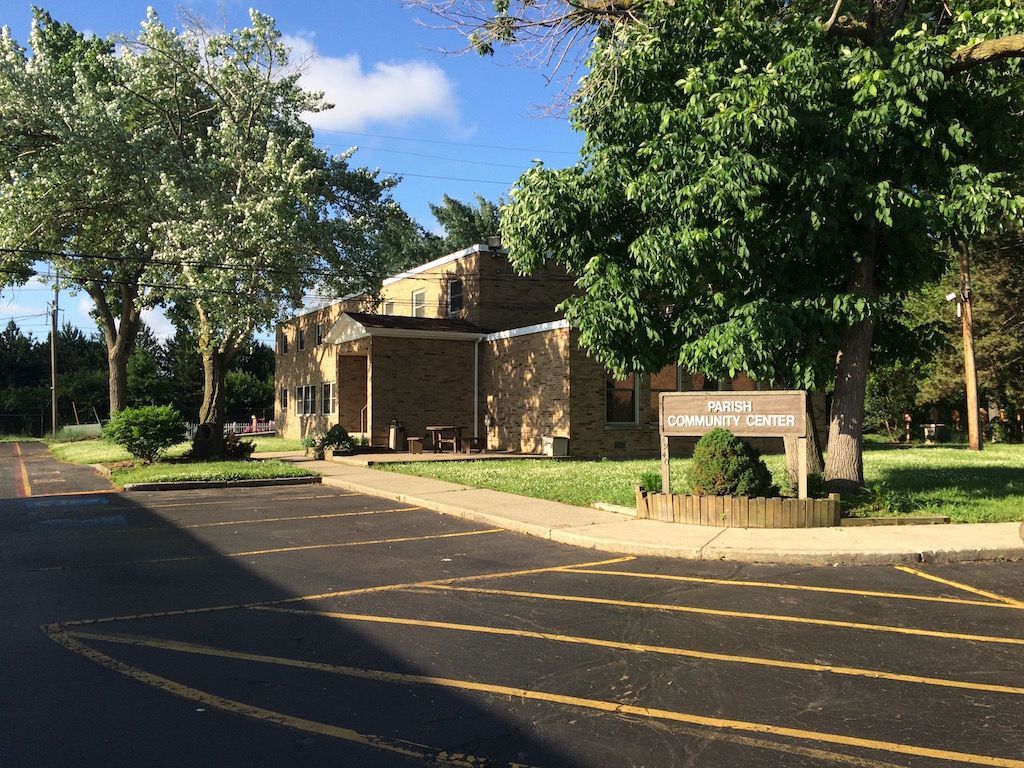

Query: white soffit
[
  {"left": 484, "top": 319, "right": 569, "bottom": 342},
  {"left": 324, "top": 314, "right": 369, "bottom": 345}
]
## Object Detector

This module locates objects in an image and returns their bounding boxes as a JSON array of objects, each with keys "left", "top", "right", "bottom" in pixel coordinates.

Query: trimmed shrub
[
  {"left": 313, "top": 425, "right": 354, "bottom": 458},
  {"left": 102, "top": 405, "right": 186, "bottom": 464},
  {"left": 688, "top": 428, "right": 774, "bottom": 497},
  {"left": 639, "top": 470, "right": 662, "bottom": 492}
]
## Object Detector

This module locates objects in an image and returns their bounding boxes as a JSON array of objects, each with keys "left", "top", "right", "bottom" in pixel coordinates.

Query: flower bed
[{"left": 635, "top": 487, "right": 841, "bottom": 528}]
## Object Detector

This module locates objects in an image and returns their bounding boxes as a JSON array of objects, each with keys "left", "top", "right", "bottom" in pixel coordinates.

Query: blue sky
[{"left": 0, "top": 0, "right": 583, "bottom": 340}]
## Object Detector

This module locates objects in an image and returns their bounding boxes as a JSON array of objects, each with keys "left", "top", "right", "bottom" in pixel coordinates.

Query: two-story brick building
[{"left": 274, "top": 243, "right": 823, "bottom": 456}]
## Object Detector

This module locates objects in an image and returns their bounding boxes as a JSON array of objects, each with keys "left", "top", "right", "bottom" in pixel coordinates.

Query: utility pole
[
  {"left": 959, "top": 243, "right": 982, "bottom": 451},
  {"left": 50, "top": 274, "right": 58, "bottom": 438}
]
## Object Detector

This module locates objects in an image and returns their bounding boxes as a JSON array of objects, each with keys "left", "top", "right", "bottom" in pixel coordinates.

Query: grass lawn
[
  {"left": 111, "top": 459, "right": 315, "bottom": 486},
  {"left": 249, "top": 436, "right": 305, "bottom": 452},
  {"left": 379, "top": 442, "right": 1024, "bottom": 523},
  {"left": 48, "top": 439, "right": 191, "bottom": 465}
]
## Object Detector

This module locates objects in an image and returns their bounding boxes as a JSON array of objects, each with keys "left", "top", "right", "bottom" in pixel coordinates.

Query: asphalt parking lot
[{"left": 2, "top": 444, "right": 1023, "bottom": 767}]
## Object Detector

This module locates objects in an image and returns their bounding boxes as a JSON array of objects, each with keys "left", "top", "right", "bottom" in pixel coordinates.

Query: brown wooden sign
[{"left": 659, "top": 391, "right": 807, "bottom": 438}]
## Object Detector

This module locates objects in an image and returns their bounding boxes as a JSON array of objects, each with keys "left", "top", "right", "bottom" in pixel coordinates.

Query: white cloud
[{"left": 283, "top": 34, "right": 458, "bottom": 131}]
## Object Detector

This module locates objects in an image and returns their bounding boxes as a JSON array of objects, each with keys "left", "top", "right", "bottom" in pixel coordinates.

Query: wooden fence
[{"left": 636, "top": 488, "right": 841, "bottom": 528}]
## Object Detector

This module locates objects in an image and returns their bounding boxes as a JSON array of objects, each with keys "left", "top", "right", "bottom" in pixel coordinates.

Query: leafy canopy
[{"left": 503, "top": 0, "right": 1024, "bottom": 388}]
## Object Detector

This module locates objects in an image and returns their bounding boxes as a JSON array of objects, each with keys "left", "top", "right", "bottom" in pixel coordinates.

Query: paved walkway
[{"left": 264, "top": 453, "right": 1024, "bottom": 566}]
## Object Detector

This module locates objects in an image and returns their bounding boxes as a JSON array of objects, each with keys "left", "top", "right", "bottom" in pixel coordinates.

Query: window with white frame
[
  {"left": 295, "top": 385, "right": 317, "bottom": 416},
  {"left": 321, "top": 381, "right": 336, "bottom": 415},
  {"left": 606, "top": 373, "right": 638, "bottom": 425},
  {"left": 411, "top": 290, "right": 426, "bottom": 317},
  {"left": 447, "top": 278, "right": 463, "bottom": 315}
]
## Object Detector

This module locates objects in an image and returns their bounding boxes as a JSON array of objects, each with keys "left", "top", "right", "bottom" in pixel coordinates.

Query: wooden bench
[
  {"left": 406, "top": 437, "right": 424, "bottom": 454},
  {"left": 461, "top": 437, "right": 483, "bottom": 453}
]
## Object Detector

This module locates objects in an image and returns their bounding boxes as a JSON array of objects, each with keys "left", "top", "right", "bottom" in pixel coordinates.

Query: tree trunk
[
  {"left": 196, "top": 349, "right": 228, "bottom": 458},
  {"left": 90, "top": 284, "right": 141, "bottom": 417},
  {"left": 824, "top": 234, "right": 879, "bottom": 494},
  {"left": 108, "top": 349, "right": 130, "bottom": 415},
  {"left": 824, "top": 318, "right": 875, "bottom": 493}
]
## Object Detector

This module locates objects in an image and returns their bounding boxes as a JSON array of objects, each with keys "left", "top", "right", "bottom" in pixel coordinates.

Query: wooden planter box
[{"left": 635, "top": 488, "right": 841, "bottom": 528}]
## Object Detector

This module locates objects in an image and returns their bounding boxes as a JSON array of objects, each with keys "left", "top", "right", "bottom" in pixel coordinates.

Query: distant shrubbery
[
  {"left": 102, "top": 405, "right": 186, "bottom": 464},
  {"left": 688, "top": 428, "right": 774, "bottom": 497}
]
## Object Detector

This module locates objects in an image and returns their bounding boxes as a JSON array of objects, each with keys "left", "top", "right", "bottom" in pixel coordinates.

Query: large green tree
[
  {"left": 489, "top": 0, "right": 1024, "bottom": 491},
  {"left": 127, "top": 11, "right": 407, "bottom": 454},
  {"left": 0, "top": 12, "right": 164, "bottom": 415}
]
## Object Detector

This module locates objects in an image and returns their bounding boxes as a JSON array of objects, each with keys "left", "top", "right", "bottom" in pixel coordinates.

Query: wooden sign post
[{"left": 659, "top": 390, "right": 810, "bottom": 498}]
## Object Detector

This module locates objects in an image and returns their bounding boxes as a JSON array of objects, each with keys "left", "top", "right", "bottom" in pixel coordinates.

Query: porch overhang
[{"left": 324, "top": 312, "right": 486, "bottom": 345}]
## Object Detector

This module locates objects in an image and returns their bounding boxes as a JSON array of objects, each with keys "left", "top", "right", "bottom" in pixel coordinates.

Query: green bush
[
  {"left": 638, "top": 470, "right": 662, "bottom": 492},
  {"left": 102, "top": 405, "right": 186, "bottom": 464},
  {"left": 688, "top": 428, "right": 774, "bottom": 497},
  {"left": 223, "top": 431, "right": 256, "bottom": 460},
  {"left": 313, "top": 425, "right": 354, "bottom": 458}
]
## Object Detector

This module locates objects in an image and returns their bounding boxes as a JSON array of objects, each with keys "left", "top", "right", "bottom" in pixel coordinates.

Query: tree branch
[
  {"left": 949, "top": 34, "right": 1024, "bottom": 74},
  {"left": 822, "top": 0, "right": 844, "bottom": 32}
]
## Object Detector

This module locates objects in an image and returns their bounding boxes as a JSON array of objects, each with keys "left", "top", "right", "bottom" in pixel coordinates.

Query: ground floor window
[
  {"left": 606, "top": 374, "right": 637, "bottom": 425},
  {"left": 321, "top": 381, "right": 336, "bottom": 415},
  {"left": 296, "top": 385, "right": 317, "bottom": 416}
]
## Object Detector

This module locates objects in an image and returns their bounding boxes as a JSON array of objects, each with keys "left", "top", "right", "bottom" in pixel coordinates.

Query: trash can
[
  {"left": 542, "top": 436, "right": 569, "bottom": 457},
  {"left": 388, "top": 420, "right": 406, "bottom": 452}
]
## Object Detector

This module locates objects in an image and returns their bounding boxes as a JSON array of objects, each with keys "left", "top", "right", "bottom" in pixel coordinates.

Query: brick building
[{"left": 274, "top": 243, "right": 824, "bottom": 456}]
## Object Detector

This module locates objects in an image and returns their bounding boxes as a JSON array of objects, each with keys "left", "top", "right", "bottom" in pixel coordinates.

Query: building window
[
  {"left": 383, "top": 301, "right": 395, "bottom": 315},
  {"left": 315, "top": 323, "right": 323, "bottom": 346},
  {"left": 295, "top": 385, "right": 317, "bottom": 416},
  {"left": 606, "top": 374, "right": 638, "bottom": 425},
  {"left": 649, "top": 365, "right": 677, "bottom": 423},
  {"left": 411, "top": 290, "right": 426, "bottom": 318},
  {"left": 279, "top": 387, "right": 288, "bottom": 411},
  {"left": 298, "top": 328, "right": 305, "bottom": 350},
  {"left": 280, "top": 331, "right": 289, "bottom": 354},
  {"left": 321, "top": 381, "right": 336, "bottom": 415},
  {"left": 447, "top": 278, "right": 463, "bottom": 315}
]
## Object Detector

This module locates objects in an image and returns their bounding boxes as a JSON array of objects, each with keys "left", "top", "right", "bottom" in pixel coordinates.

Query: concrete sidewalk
[{"left": 271, "top": 454, "right": 1024, "bottom": 566}]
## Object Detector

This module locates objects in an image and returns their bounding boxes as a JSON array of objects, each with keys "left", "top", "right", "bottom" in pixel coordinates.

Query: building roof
[
  {"left": 344, "top": 311, "right": 485, "bottom": 334},
  {"left": 324, "top": 311, "right": 487, "bottom": 345}
]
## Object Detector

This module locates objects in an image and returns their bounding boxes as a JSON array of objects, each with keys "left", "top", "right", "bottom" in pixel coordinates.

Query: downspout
[{"left": 474, "top": 335, "right": 483, "bottom": 439}]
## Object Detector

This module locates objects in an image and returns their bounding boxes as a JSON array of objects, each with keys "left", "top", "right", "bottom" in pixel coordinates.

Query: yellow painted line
[
  {"left": 424, "top": 585, "right": 1024, "bottom": 647},
  {"left": 16, "top": 489, "right": 119, "bottom": 498},
  {"left": 62, "top": 629, "right": 1024, "bottom": 768},
  {"left": 54, "top": 555, "right": 636, "bottom": 628},
  {"left": 255, "top": 606, "right": 1024, "bottom": 697},
  {"left": 181, "top": 507, "right": 419, "bottom": 529},
  {"left": 895, "top": 566, "right": 1024, "bottom": 608},
  {"left": 560, "top": 567, "right": 1023, "bottom": 610},
  {"left": 139, "top": 494, "right": 351, "bottom": 510},
  {"left": 45, "top": 627, "right": 519, "bottom": 768},
  {"left": 15, "top": 442, "right": 32, "bottom": 498},
  {"left": 37, "top": 528, "right": 504, "bottom": 571}
]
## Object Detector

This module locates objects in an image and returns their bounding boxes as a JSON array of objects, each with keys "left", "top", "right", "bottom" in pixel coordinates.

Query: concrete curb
[
  {"left": 123, "top": 476, "right": 322, "bottom": 492},
  {"left": 318, "top": 474, "right": 1024, "bottom": 566}
]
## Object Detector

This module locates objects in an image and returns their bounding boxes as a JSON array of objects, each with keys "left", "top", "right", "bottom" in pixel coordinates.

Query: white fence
[{"left": 185, "top": 420, "right": 275, "bottom": 440}]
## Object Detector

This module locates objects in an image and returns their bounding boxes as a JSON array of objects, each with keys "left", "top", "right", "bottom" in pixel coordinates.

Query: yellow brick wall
[{"left": 480, "top": 327, "right": 571, "bottom": 453}]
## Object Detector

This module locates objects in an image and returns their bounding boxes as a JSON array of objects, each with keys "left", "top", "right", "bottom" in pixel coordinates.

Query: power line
[
  {"left": 324, "top": 144, "right": 530, "bottom": 170},
  {"left": 315, "top": 128, "right": 578, "bottom": 155},
  {"left": 379, "top": 170, "right": 514, "bottom": 185}
]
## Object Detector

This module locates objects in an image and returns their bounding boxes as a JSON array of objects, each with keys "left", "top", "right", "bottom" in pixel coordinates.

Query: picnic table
[{"left": 426, "top": 425, "right": 463, "bottom": 453}]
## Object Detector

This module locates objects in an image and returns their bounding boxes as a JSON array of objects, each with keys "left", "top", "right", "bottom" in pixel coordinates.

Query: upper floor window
[
  {"left": 279, "top": 331, "right": 289, "bottom": 355},
  {"left": 315, "top": 323, "right": 323, "bottom": 346},
  {"left": 447, "top": 278, "right": 463, "bottom": 315},
  {"left": 606, "top": 374, "right": 638, "bottom": 425},
  {"left": 298, "top": 328, "right": 306, "bottom": 350},
  {"left": 411, "top": 289, "right": 426, "bottom": 318},
  {"left": 383, "top": 301, "right": 395, "bottom": 315}
]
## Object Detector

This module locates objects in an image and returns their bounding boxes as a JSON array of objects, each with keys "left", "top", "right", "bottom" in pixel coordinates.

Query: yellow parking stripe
[
  {"left": 15, "top": 443, "right": 32, "bottom": 497},
  {"left": 53, "top": 555, "right": 636, "bottom": 627},
  {"left": 254, "top": 606, "right": 1024, "bottom": 697},
  {"left": 61, "top": 629, "right": 1024, "bottom": 768},
  {"left": 45, "top": 627, "right": 520, "bottom": 768},
  {"left": 560, "top": 567, "right": 1021, "bottom": 610},
  {"left": 894, "top": 566, "right": 1024, "bottom": 608},
  {"left": 424, "top": 585, "right": 1024, "bottom": 647},
  {"left": 138, "top": 494, "right": 351, "bottom": 510},
  {"left": 37, "top": 528, "right": 503, "bottom": 571},
  {"left": 182, "top": 507, "right": 419, "bottom": 529}
]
